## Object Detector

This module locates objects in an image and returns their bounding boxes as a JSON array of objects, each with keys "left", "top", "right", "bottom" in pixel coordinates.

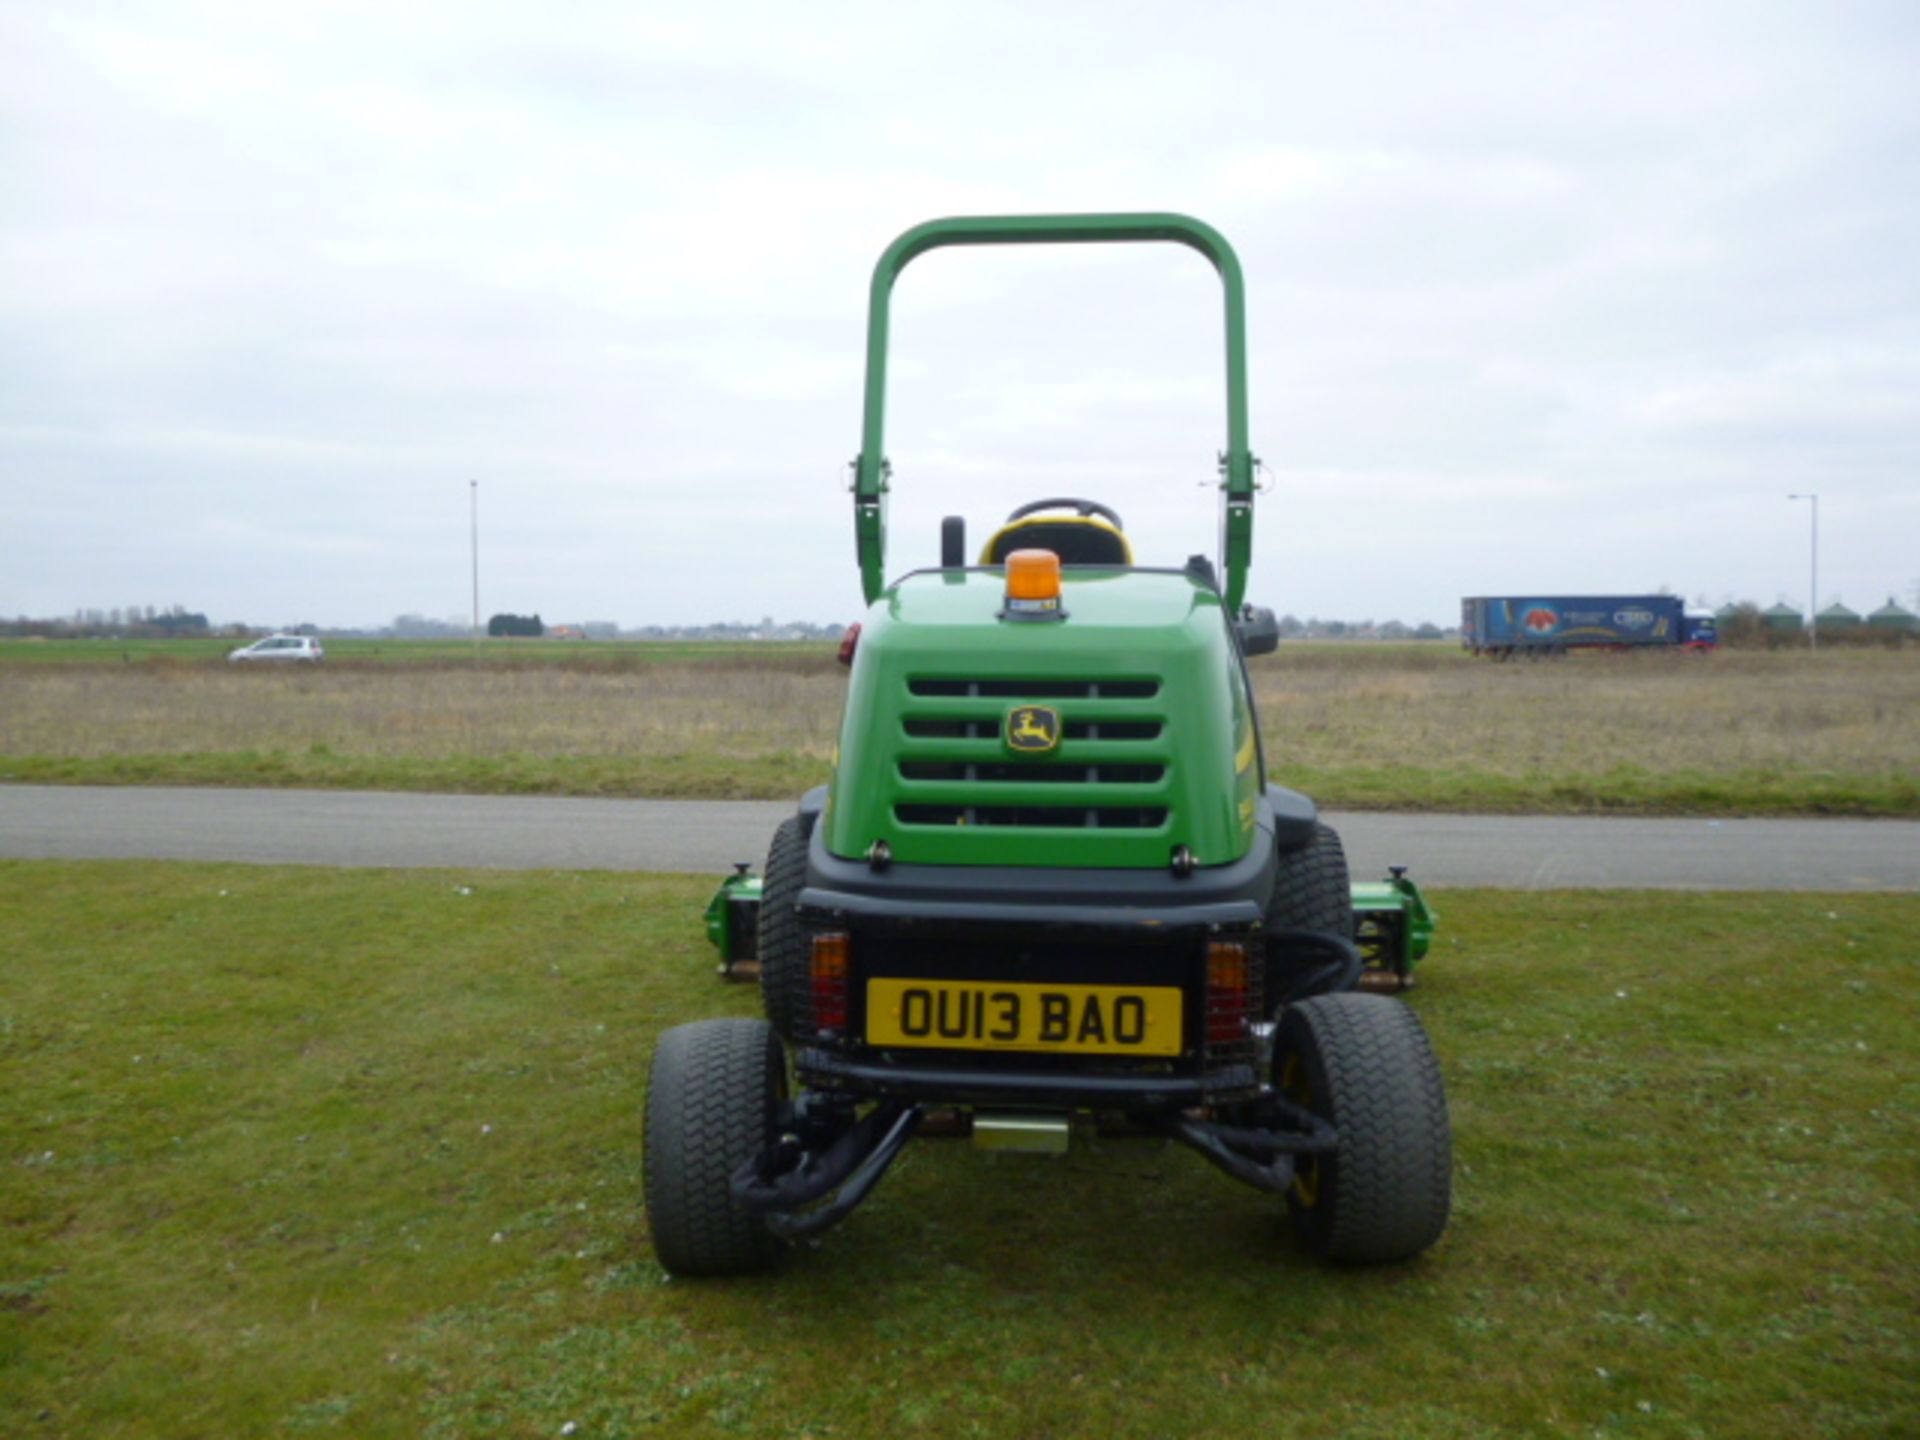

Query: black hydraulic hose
[
  {"left": 730, "top": 1104, "right": 923, "bottom": 1242},
  {"left": 762, "top": 1106, "right": 922, "bottom": 1241},
  {"left": 732, "top": 1103, "right": 913, "bottom": 1212},
  {"left": 1167, "top": 1115, "right": 1297, "bottom": 1194},
  {"left": 1268, "top": 929, "right": 1365, "bottom": 1003},
  {"left": 1162, "top": 1101, "right": 1338, "bottom": 1195}
]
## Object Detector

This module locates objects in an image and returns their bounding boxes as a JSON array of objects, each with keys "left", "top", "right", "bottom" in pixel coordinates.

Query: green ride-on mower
[{"left": 646, "top": 214, "right": 1451, "bottom": 1274}]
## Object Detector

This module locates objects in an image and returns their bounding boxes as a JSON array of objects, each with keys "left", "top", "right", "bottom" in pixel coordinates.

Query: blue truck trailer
[{"left": 1461, "top": 595, "right": 1718, "bottom": 657}]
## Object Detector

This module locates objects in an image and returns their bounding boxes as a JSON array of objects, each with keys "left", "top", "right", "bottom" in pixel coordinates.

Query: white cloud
[{"left": 1, "top": 0, "right": 1915, "bottom": 627}]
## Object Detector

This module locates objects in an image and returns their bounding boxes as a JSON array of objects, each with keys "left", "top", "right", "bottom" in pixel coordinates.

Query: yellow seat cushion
[{"left": 978, "top": 515, "right": 1132, "bottom": 566}]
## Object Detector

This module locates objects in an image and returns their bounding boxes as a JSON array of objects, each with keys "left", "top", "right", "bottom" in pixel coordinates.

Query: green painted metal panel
[
  {"left": 823, "top": 568, "right": 1262, "bottom": 869},
  {"left": 852, "top": 213, "right": 1257, "bottom": 611},
  {"left": 1351, "top": 876, "right": 1436, "bottom": 967},
  {"left": 703, "top": 869, "right": 762, "bottom": 961}
]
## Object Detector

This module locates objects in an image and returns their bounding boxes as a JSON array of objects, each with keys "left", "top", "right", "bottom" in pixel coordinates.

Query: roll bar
[{"left": 852, "top": 213, "right": 1258, "bottom": 610}]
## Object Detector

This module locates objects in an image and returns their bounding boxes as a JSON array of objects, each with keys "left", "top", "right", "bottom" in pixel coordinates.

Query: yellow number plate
[{"left": 866, "top": 978, "right": 1182, "bottom": 1057}]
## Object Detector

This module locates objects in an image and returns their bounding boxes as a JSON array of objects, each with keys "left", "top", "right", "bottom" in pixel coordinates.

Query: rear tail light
[
  {"left": 1205, "top": 941, "right": 1252, "bottom": 1046},
  {"left": 810, "top": 931, "right": 850, "bottom": 1033},
  {"left": 837, "top": 623, "right": 861, "bottom": 667}
]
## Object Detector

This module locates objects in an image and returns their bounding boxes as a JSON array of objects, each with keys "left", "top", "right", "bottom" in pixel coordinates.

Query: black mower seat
[{"left": 978, "top": 515, "right": 1133, "bottom": 566}]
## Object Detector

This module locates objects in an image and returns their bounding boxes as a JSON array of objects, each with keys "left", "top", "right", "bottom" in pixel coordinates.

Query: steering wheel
[{"left": 1005, "top": 497, "right": 1126, "bottom": 531}]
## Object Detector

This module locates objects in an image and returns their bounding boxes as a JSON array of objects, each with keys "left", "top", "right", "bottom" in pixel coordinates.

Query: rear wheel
[
  {"left": 1274, "top": 992, "right": 1451, "bottom": 1263},
  {"left": 757, "top": 819, "right": 809, "bottom": 1043},
  {"left": 643, "top": 1018, "right": 784, "bottom": 1276},
  {"left": 1266, "top": 821, "right": 1353, "bottom": 1004},
  {"left": 1268, "top": 821, "right": 1352, "bottom": 935}
]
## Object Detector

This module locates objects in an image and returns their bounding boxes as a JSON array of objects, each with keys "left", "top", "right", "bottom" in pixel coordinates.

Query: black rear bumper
[{"left": 794, "top": 1047, "right": 1258, "bottom": 1109}]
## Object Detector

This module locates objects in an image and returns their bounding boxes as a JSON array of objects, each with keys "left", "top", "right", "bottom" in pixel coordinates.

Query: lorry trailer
[{"left": 1461, "top": 595, "right": 1718, "bottom": 657}]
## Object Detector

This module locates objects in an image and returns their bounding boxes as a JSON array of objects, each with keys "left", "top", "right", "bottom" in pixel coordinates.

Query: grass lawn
[{"left": 1, "top": 863, "right": 1914, "bottom": 1438}]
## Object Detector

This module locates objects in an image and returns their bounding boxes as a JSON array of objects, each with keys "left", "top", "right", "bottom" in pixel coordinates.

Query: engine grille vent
[
  {"left": 893, "top": 675, "right": 1171, "bottom": 836},
  {"left": 896, "top": 804, "right": 1169, "bottom": 829},
  {"left": 900, "top": 761, "right": 1164, "bottom": 786},
  {"left": 904, "top": 718, "right": 1162, "bottom": 741},
  {"left": 908, "top": 678, "right": 1159, "bottom": 699}
]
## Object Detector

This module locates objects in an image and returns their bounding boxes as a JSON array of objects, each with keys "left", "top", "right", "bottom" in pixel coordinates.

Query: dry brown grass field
[
  {"left": 1251, "top": 643, "right": 1919, "bottom": 809},
  {"left": 1, "top": 643, "right": 1915, "bottom": 814},
  {"left": 1, "top": 656, "right": 837, "bottom": 761}
]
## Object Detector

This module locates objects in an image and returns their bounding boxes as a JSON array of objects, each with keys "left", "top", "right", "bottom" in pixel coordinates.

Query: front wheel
[
  {"left": 643, "top": 1018, "right": 784, "bottom": 1276},
  {"left": 1274, "top": 992, "right": 1451, "bottom": 1263}
]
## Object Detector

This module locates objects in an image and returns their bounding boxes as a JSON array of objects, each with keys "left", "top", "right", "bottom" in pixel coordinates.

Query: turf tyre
[
  {"left": 643, "top": 1018, "right": 784, "bottom": 1276},
  {"left": 1275, "top": 992, "right": 1451, "bottom": 1264},
  {"left": 1268, "top": 820, "right": 1352, "bottom": 937},
  {"left": 756, "top": 818, "right": 809, "bottom": 1043},
  {"left": 1266, "top": 821, "right": 1354, "bottom": 1005}
]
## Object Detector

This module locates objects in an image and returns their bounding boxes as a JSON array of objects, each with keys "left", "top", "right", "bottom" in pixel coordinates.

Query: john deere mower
[{"left": 645, "top": 214, "right": 1450, "bottom": 1274}]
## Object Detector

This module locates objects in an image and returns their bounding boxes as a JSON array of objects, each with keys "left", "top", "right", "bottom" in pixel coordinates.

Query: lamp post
[
  {"left": 1787, "top": 492, "right": 1818, "bottom": 652},
  {"left": 470, "top": 479, "right": 481, "bottom": 655}
]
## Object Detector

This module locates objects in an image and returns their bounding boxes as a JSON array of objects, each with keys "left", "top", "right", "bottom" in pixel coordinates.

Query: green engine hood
[{"left": 823, "top": 569, "right": 1262, "bottom": 870}]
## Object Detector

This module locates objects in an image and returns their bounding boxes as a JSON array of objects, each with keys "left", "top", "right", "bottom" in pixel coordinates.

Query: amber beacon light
[{"left": 1001, "top": 548, "right": 1064, "bottom": 620}]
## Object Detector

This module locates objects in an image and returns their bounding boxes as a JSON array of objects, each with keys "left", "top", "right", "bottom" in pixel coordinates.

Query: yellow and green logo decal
[{"left": 1005, "top": 705, "right": 1061, "bottom": 754}]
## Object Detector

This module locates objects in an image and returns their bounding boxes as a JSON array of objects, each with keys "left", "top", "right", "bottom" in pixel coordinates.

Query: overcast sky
[{"left": 3, "top": 1, "right": 1916, "bottom": 629}]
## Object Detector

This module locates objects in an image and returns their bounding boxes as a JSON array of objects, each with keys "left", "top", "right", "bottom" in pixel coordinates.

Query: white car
[{"left": 228, "top": 635, "right": 325, "bottom": 663}]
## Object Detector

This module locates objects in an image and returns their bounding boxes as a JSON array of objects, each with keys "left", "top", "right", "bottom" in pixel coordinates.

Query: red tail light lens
[
  {"left": 810, "top": 932, "right": 850, "bottom": 1033},
  {"left": 1206, "top": 941, "right": 1252, "bottom": 1046}
]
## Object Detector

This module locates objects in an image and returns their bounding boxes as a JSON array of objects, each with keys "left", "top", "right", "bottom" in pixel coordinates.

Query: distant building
[
  {"left": 1816, "top": 602, "right": 1861, "bottom": 631},
  {"left": 1868, "top": 597, "right": 1918, "bottom": 633},
  {"left": 1762, "top": 603, "right": 1803, "bottom": 632}
]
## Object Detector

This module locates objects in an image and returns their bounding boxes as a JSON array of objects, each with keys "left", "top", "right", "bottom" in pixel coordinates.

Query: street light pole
[
  {"left": 470, "top": 479, "right": 480, "bottom": 655},
  {"left": 1787, "top": 492, "right": 1818, "bottom": 652}
]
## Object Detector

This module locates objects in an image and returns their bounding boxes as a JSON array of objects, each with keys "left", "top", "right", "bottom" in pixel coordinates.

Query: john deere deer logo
[{"left": 1006, "top": 705, "right": 1061, "bottom": 754}]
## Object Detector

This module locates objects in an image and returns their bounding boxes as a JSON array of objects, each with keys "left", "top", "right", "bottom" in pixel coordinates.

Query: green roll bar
[{"left": 852, "top": 212, "right": 1258, "bottom": 611}]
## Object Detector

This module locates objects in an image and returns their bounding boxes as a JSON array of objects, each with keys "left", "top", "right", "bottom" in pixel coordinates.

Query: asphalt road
[{"left": 1, "top": 784, "right": 1914, "bottom": 890}]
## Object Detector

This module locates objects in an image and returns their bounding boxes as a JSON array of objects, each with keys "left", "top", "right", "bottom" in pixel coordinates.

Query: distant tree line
[
  {"left": 0, "top": 605, "right": 215, "bottom": 639},
  {"left": 1276, "top": 616, "right": 1451, "bottom": 641},
  {"left": 487, "top": 612, "right": 545, "bottom": 638}
]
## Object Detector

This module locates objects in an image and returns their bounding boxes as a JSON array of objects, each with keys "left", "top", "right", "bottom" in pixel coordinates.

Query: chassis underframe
[{"left": 728, "top": 1069, "right": 1340, "bottom": 1242}]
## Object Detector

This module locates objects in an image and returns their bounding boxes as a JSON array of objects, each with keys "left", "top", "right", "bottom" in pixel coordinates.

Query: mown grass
[
  {"left": 2, "top": 642, "right": 1916, "bottom": 815},
  {"left": 2, "top": 862, "right": 1914, "bottom": 1438}
]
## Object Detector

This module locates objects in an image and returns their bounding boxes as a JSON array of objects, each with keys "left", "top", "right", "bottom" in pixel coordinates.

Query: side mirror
[{"left": 1236, "top": 605, "right": 1280, "bottom": 656}]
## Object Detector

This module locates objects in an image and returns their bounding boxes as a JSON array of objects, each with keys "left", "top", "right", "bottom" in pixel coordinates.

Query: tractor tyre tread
[
  {"left": 643, "top": 1018, "right": 782, "bottom": 1276},
  {"left": 1277, "top": 992, "right": 1451, "bottom": 1264},
  {"left": 1267, "top": 820, "right": 1353, "bottom": 938},
  {"left": 757, "top": 818, "right": 809, "bottom": 1043}
]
